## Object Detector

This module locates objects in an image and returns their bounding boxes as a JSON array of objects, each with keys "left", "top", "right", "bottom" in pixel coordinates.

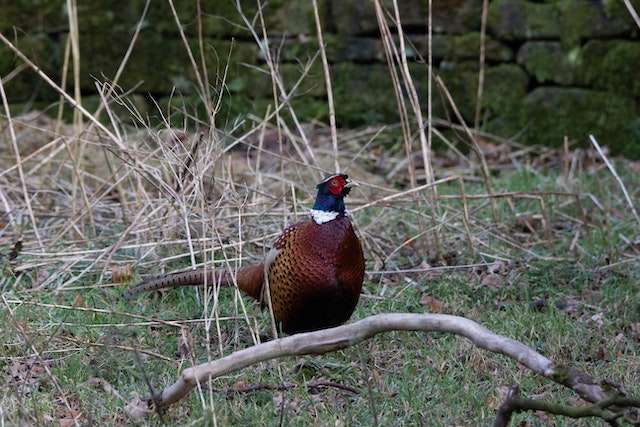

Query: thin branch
[{"left": 494, "top": 385, "right": 640, "bottom": 427}]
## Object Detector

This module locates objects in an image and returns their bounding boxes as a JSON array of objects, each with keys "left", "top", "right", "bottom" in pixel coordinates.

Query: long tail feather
[{"left": 122, "top": 264, "right": 264, "bottom": 301}]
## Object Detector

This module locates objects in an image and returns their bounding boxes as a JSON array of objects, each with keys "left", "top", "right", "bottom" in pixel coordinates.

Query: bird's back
[{"left": 267, "top": 215, "right": 365, "bottom": 334}]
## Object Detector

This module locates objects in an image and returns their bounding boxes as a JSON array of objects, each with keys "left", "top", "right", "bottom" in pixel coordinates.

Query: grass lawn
[{"left": 2, "top": 150, "right": 639, "bottom": 426}]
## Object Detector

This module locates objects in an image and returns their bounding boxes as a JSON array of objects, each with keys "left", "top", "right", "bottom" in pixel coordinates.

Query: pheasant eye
[{"left": 327, "top": 177, "right": 344, "bottom": 195}]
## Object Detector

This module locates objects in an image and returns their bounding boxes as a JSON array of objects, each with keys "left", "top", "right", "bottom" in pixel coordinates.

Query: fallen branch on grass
[
  {"left": 126, "top": 313, "right": 639, "bottom": 422},
  {"left": 494, "top": 385, "right": 640, "bottom": 427}
]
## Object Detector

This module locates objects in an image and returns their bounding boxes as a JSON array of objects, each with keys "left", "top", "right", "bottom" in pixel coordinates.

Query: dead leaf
[
  {"left": 481, "top": 273, "right": 505, "bottom": 289},
  {"left": 6, "top": 358, "right": 49, "bottom": 396},
  {"left": 59, "top": 409, "right": 82, "bottom": 427},
  {"left": 231, "top": 379, "right": 248, "bottom": 392},
  {"left": 590, "top": 312, "right": 604, "bottom": 328},
  {"left": 487, "top": 386, "right": 512, "bottom": 410},
  {"left": 477, "top": 138, "right": 512, "bottom": 163},
  {"left": 534, "top": 410, "right": 554, "bottom": 425},
  {"left": 73, "top": 294, "right": 84, "bottom": 308},
  {"left": 555, "top": 296, "right": 581, "bottom": 316},
  {"left": 52, "top": 394, "right": 83, "bottom": 427},
  {"left": 487, "top": 261, "right": 508, "bottom": 275},
  {"left": 8, "top": 240, "right": 22, "bottom": 261},
  {"left": 111, "top": 265, "right": 133, "bottom": 283},
  {"left": 125, "top": 396, "right": 152, "bottom": 420},
  {"left": 177, "top": 328, "right": 193, "bottom": 360},
  {"left": 419, "top": 294, "right": 444, "bottom": 313},
  {"left": 272, "top": 391, "right": 300, "bottom": 414},
  {"left": 514, "top": 214, "right": 543, "bottom": 233},
  {"left": 87, "top": 377, "right": 123, "bottom": 401}
]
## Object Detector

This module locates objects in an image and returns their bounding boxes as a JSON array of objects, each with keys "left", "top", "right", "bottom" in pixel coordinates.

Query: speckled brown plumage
[
  {"left": 124, "top": 174, "right": 365, "bottom": 335},
  {"left": 267, "top": 215, "right": 364, "bottom": 333}
]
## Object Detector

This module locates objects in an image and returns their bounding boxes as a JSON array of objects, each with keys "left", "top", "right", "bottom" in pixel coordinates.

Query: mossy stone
[
  {"left": 0, "top": 34, "right": 60, "bottom": 102},
  {"left": 330, "top": 0, "right": 480, "bottom": 35},
  {"left": 239, "top": 62, "right": 326, "bottom": 100},
  {"left": 518, "top": 87, "right": 639, "bottom": 157},
  {"left": 488, "top": 0, "right": 560, "bottom": 41},
  {"left": 489, "top": 0, "right": 633, "bottom": 44},
  {"left": 0, "top": 0, "right": 64, "bottom": 33},
  {"left": 482, "top": 64, "right": 529, "bottom": 117},
  {"left": 277, "top": 36, "right": 384, "bottom": 63},
  {"left": 448, "top": 33, "right": 513, "bottom": 62},
  {"left": 517, "top": 42, "right": 581, "bottom": 85},
  {"left": 332, "top": 63, "right": 398, "bottom": 126},
  {"left": 580, "top": 40, "right": 640, "bottom": 98},
  {"left": 74, "top": 31, "right": 258, "bottom": 95},
  {"left": 409, "top": 33, "right": 513, "bottom": 62}
]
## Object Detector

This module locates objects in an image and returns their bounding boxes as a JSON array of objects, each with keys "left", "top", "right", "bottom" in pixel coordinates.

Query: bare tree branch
[
  {"left": 494, "top": 385, "right": 640, "bottom": 427},
  {"left": 124, "top": 313, "right": 637, "bottom": 416}
]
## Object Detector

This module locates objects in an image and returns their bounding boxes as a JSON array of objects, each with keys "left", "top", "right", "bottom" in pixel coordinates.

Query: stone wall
[{"left": 1, "top": 0, "right": 639, "bottom": 157}]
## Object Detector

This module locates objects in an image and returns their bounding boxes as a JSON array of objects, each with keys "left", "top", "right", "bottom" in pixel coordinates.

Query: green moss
[
  {"left": 517, "top": 42, "right": 580, "bottom": 85},
  {"left": 8, "top": 94, "right": 149, "bottom": 124},
  {"left": 518, "top": 87, "right": 640, "bottom": 157},
  {"left": 74, "top": 31, "right": 258, "bottom": 95},
  {"left": 332, "top": 63, "right": 398, "bottom": 126},
  {"left": 0, "top": 34, "right": 60, "bottom": 102},
  {"left": 488, "top": 0, "right": 560, "bottom": 41},
  {"left": 436, "top": 61, "right": 478, "bottom": 122},
  {"left": 0, "top": 0, "right": 64, "bottom": 33},
  {"left": 483, "top": 64, "right": 529, "bottom": 116},
  {"left": 580, "top": 40, "right": 640, "bottom": 98},
  {"left": 448, "top": 33, "right": 513, "bottom": 62},
  {"left": 489, "top": 0, "right": 633, "bottom": 44}
]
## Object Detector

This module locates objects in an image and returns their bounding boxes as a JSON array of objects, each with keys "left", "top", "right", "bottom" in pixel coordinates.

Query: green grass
[{"left": 1, "top": 166, "right": 639, "bottom": 426}]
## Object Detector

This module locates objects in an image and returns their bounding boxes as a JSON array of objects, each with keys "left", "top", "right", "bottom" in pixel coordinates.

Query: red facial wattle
[{"left": 328, "top": 177, "right": 346, "bottom": 196}]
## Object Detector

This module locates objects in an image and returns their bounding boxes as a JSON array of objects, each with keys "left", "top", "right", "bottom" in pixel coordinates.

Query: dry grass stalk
[
  {"left": 623, "top": 0, "right": 640, "bottom": 28},
  {"left": 0, "top": 77, "right": 43, "bottom": 250},
  {"left": 457, "top": 177, "right": 475, "bottom": 254},
  {"left": 474, "top": 0, "right": 489, "bottom": 129},
  {"left": 374, "top": 0, "right": 443, "bottom": 259},
  {"left": 2, "top": 6, "right": 639, "bottom": 423},
  {"left": 312, "top": 0, "right": 340, "bottom": 173},
  {"left": 2, "top": 295, "right": 81, "bottom": 427},
  {"left": 434, "top": 75, "right": 499, "bottom": 221},
  {"left": 589, "top": 135, "right": 640, "bottom": 226},
  {"left": 374, "top": 1, "right": 416, "bottom": 188},
  {"left": 0, "top": 33, "right": 121, "bottom": 146}
]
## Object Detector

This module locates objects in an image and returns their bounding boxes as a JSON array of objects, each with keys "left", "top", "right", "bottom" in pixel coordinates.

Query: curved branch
[{"left": 129, "top": 313, "right": 628, "bottom": 413}]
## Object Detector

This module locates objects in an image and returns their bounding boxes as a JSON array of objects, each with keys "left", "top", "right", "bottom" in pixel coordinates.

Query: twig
[
  {"left": 224, "top": 380, "right": 359, "bottom": 396},
  {"left": 589, "top": 135, "right": 640, "bottom": 226},
  {"left": 494, "top": 384, "right": 639, "bottom": 427},
  {"left": 622, "top": 0, "right": 640, "bottom": 29}
]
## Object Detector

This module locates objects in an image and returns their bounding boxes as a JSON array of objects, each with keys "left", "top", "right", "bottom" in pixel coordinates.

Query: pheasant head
[{"left": 310, "top": 174, "right": 355, "bottom": 224}]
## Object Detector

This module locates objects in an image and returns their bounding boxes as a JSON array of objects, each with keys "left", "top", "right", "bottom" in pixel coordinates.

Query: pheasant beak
[{"left": 344, "top": 178, "right": 358, "bottom": 189}]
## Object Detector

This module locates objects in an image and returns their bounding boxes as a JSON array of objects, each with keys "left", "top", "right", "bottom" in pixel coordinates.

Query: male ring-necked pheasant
[{"left": 124, "top": 174, "right": 365, "bottom": 334}]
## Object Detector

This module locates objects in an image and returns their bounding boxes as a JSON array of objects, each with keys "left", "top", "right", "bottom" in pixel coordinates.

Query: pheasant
[{"left": 124, "top": 174, "right": 365, "bottom": 334}]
